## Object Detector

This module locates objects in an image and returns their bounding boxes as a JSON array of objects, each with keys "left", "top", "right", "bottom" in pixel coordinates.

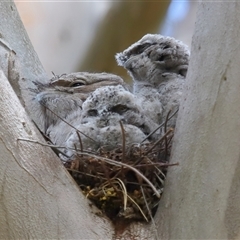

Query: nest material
[{"left": 65, "top": 126, "right": 176, "bottom": 222}]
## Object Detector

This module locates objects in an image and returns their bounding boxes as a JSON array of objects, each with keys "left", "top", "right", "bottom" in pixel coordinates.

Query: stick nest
[{"left": 65, "top": 126, "right": 176, "bottom": 222}]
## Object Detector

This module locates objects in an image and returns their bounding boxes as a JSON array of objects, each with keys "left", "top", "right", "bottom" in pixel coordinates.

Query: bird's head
[
  {"left": 62, "top": 85, "right": 159, "bottom": 152},
  {"left": 115, "top": 34, "right": 190, "bottom": 89},
  {"left": 81, "top": 85, "right": 157, "bottom": 137},
  {"left": 48, "top": 72, "right": 127, "bottom": 100},
  {"left": 33, "top": 72, "right": 126, "bottom": 133}
]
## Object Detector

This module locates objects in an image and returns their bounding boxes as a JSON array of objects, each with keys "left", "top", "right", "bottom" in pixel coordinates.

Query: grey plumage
[
  {"left": 34, "top": 72, "right": 156, "bottom": 160},
  {"left": 61, "top": 85, "right": 159, "bottom": 159},
  {"left": 34, "top": 72, "right": 125, "bottom": 133},
  {"left": 116, "top": 34, "right": 190, "bottom": 127},
  {"left": 81, "top": 85, "right": 157, "bottom": 135},
  {"left": 33, "top": 34, "right": 190, "bottom": 162}
]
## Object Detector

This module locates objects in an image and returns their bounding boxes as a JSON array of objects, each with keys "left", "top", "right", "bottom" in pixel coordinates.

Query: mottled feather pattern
[
  {"left": 34, "top": 34, "right": 190, "bottom": 160},
  {"left": 116, "top": 34, "right": 190, "bottom": 127}
]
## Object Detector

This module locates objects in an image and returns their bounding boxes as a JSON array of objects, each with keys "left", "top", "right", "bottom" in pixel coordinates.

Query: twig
[
  {"left": 164, "top": 110, "right": 172, "bottom": 133},
  {"left": 75, "top": 152, "right": 161, "bottom": 198},
  {"left": 66, "top": 168, "right": 108, "bottom": 181},
  {"left": 17, "top": 138, "right": 98, "bottom": 155},
  {"left": 134, "top": 162, "right": 178, "bottom": 168},
  {"left": 40, "top": 102, "right": 96, "bottom": 143},
  {"left": 17, "top": 137, "right": 161, "bottom": 198},
  {"left": 76, "top": 130, "right": 84, "bottom": 159},
  {"left": 145, "top": 129, "right": 173, "bottom": 155},
  {"left": 154, "top": 172, "right": 165, "bottom": 185},
  {"left": 140, "top": 108, "right": 179, "bottom": 144},
  {"left": 102, "top": 178, "right": 128, "bottom": 211},
  {"left": 18, "top": 138, "right": 68, "bottom": 149},
  {"left": 119, "top": 121, "right": 126, "bottom": 163},
  {"left": 119, "top": 121, "right": 126, "bottom": 180},
  {"left": 127, "top": 194, "right": 148, "bottom": 222},
  {"left": 140, "top": 186, "right": 159, "bottom": 240},
  {"left": 164, "top": 110, "right": 172, "bottom": 158}
]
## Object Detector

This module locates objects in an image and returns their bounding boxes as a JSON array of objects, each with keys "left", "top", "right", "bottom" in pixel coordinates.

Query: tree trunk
[
  {"left": 156, "top": 2, "right": 240, "bottom": 239},
  {"left": 0, "top": 71, "right": 114, "bottom": 239},
  {"left": 0, "top": 1, "right": 49, "bottom": 132},
  {"left": 0, "top": 2, "right": 113, "bottom": 239}
]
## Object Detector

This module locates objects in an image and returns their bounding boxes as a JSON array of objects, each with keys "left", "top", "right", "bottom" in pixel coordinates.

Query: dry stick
[
  {"left": 112, "top": 142, "right": 144, "bottom": 180},
  {"left": 17, "top": 137, "right": 72, "bottom": 160},
  {"left": 104, "top": 178, "right": 128, "bottom": 211},
  {"left": 66, "top": 168, "right": 108, "bottom": 181},
  {"left": 167, "top": 133, "right": 174, "bottom": 145},
  {"left": 34, "top": 120, "right": 70, "bottom": 158},
  {"left": 140, "top": 185, "right": 152, "bottom": 221},
  {"left": 123, "top": 180, "right": 162, "bottom": 188},
  {"left": 140, "top": 156, "right": 167, "bottom": 183},
  {"left": 99, "top": 158, "right": 116, "bottom": 192},
  {"left": 17, "top": 138, "right": 98, "bottom": 156},
  {"left": 145, "top": 129, "right": 173, "bottom": 155},
  {"left": 164, "top": 110, "right": 172, "bottom": 158},
  {"left": 83, "top": 153, "right": 160, "bottom": 198},
  {"left": 119, "top": 121, "right": 126, "bottom": 163},
  {"left": 126, "top": 194, "right": 149, "bottom": 222},
  {"left": 80, "top": 153, "right": 161, "bottom": 198},
  {"left": 18, "top": 138, "right": 70, "bottom": 149},
  {"left": 140, "top": 108, "right": 179, "bottom": 144},
  {"left": 17, "top": 138, "right": 161, "bottom": 198},
  {"left": 57, "top": 149, "right": 71, "bottom": 159},
  {"left": 140, "top": 186, "right": 159, "bottom": 240},
  {"left": 76, "top": 131, "right": 83, "bottom": 153},
  {"left": 134, "top": 162, "right": 178, "bottom": 168},
  {"left": 40, "top": 102, "right": 96, "bottom": 143},
  {"left": 154, "top": 172, "right": 165, "bottom": 186},
  {"left": 164, "top": 110, "right": 171, "bottom": 133},
  {"left": 76, "top": 131, "right": 84, "bottom": 159},
  {"left": 119, "top": 121, "right": 126, "bottom": 181}
]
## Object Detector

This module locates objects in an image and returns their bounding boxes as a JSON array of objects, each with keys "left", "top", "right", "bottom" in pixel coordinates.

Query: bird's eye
[
  {"left": 132, "top": 42, "right": 151, "bottom": 55},
  {"left": 110, "top": 104, "right": 129, "bottom": 115},
  {"left": 87, "top": 109, "right": 98, "bottom": 117},
  {"left": 70, "top": 81, "right": 85, "bottom": 87},
  {"left": 162, "top": 44, "right": 171, "bottom": 50}
]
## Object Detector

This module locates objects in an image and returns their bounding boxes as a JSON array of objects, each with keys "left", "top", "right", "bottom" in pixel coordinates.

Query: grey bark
[
  {"left": 156, "top": 2, "right": 240, "bottom": 239},
  {"left": 0, "top": 71, "right": 113, "bottom": 239},
  {"left": 0, "top": 1, "right": 113, "bottom": 239},
  {"left": 0, "top": 1, "right": 48, "bottom": 131}
]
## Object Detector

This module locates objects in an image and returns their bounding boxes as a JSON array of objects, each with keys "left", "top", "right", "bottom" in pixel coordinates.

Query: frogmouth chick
[{"left": 116, "top": 34, "right": 190, "bottom": 127}]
